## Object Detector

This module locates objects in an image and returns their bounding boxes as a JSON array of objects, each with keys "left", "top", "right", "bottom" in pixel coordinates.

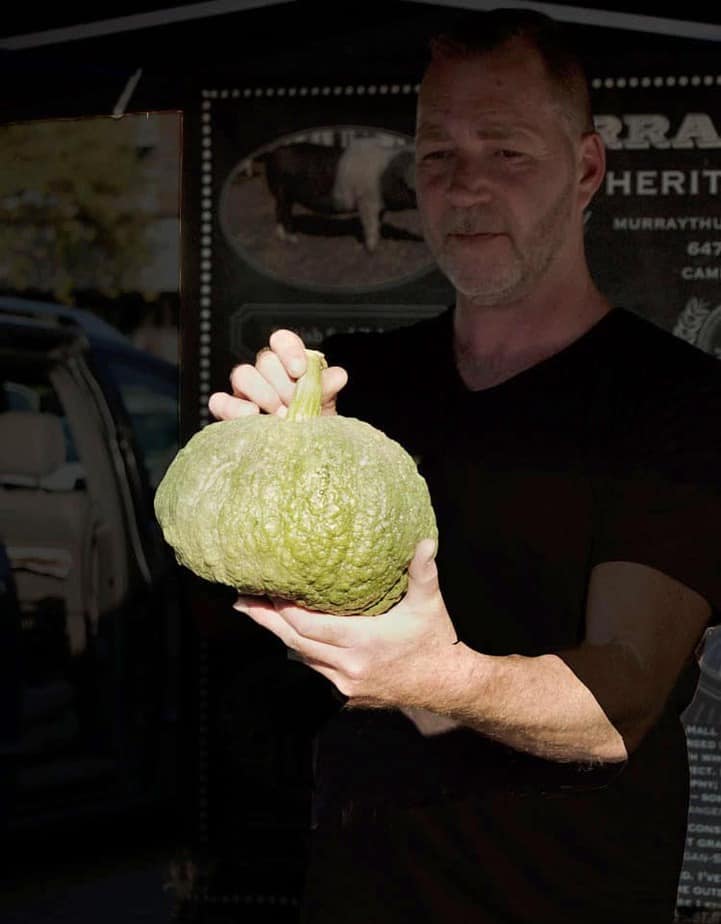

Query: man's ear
[{"left": 577, "top": 131, "right": 606, "bottom": 210}]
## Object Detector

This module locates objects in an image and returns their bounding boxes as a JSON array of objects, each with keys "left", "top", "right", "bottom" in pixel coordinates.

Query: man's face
[{"left": 415, "top": 40, "right": 589, "bottom": 305}]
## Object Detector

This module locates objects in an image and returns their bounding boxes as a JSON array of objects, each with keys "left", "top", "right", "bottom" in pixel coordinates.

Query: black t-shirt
[{"left": 301, "top": 306, "right": 721, "bottom": 924}]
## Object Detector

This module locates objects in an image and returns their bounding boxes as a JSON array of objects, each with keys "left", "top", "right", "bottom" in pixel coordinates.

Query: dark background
[{"left": 2, "top": 1, "right": 721, "bottom": 121}]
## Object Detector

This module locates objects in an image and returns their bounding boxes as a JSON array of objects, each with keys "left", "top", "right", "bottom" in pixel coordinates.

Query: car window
[
  {"left": 102, "top": 356, "right": 179, "bottom": 489},
  {"left": 1, "top": 374, "right": 84, "bottom": 488}
]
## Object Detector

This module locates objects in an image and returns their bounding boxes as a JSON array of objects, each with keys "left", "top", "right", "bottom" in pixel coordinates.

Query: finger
[
  {"left": 229, "top": 363, "right": 287, "bottom": 416},
  {"left": 321, "top": 366, "right": 349, "bottom": 415},
  {"left": 234, "top": 595, "right": 295, "bottom": 645},
  {"left": 208, "top": 391, "right": 260, "bottom": 420},
  {"left": 256, "top": 347, "right": 297, "bottom": 407},
  {"left": 268, "top": 329, "right": 308, "bottom": 379},
  {"left": 273, "top": 600, "right": 362, "bottom": 647},
  {"left": 234, "top": 596, "right": 351, "bottom": 661},
  {"left": 404, "top": 538, "right": 440, "bottom": 604}
]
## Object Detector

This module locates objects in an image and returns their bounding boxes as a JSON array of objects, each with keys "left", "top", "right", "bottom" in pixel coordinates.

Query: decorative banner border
[
  {"left": 194, "top": 82, "right": 443, "bottom": 914},
  {"left": 592, "top": 75, "right": 721, "bottom": 89}
]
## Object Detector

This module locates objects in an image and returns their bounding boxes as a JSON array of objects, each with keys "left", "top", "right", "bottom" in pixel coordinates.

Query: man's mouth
[{"left": 446, "top": 231, "right": 499, "bottom": 241}]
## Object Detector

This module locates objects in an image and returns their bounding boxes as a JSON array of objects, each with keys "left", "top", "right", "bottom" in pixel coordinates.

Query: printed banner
[
  {"left": 574, "top": 69, "right": 721, "bottom": 922},
  {"left": 680, "top": 631, "right": 721, "bottom": 917},
  {"left": 586, "top": 73, "right": 721, "bottom": 349}
]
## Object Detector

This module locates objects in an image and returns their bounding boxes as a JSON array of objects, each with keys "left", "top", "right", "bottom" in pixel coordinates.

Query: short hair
[{"left": 427, "top": 8, "right": 594, "bottom": 134}]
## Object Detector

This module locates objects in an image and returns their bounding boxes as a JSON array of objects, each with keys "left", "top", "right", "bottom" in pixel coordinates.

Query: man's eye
[
  {"left": 421, "top": 150, "right": 452, "bottom": 162},
  {"left": 496, "top": 149, "right": 524, "bottom": 160}
]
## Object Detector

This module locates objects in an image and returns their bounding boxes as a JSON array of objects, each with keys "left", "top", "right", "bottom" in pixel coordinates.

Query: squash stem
[{"left": 286, "top": 349, "right": 328, "bottom": 421}]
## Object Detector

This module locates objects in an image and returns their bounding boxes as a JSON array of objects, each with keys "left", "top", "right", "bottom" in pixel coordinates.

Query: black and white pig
[{"left": 261, "top": 139, "right": 417, "bottom": 252}]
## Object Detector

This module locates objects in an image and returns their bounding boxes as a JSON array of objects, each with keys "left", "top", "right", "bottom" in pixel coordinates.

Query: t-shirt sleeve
[{"left": 592, "top": 361, "right": 721, "bottom": 620}]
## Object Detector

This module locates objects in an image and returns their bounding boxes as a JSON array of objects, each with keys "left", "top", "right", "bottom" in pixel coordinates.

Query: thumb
[
  {"left": 404, "top": 538, "right": 439, "bottom": 603},
  {"left": 321, "top": 365, "right": 348, "bottom": 416}
]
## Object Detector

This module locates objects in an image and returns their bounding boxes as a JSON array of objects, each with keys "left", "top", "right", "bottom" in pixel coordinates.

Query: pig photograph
[{"left": 219, "top": 126, "right": 434, "bottom": 292}]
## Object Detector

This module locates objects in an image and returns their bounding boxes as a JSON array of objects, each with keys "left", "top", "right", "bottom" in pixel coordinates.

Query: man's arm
[
  {"left": 416, "top": 560, "right": 711, "bottom": 761},
  {"left": 235, "top": 548, "right": 711, "bottom": 766}
]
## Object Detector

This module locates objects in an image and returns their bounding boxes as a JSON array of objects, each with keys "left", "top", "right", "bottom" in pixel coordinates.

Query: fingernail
[{"left": 289, "top": 358, "right": 304, "bottom": 377}]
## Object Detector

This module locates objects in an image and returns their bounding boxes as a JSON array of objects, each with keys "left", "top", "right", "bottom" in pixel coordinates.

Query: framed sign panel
[{"left": 183, "top": 78, "right": 454, "bottom": 918}]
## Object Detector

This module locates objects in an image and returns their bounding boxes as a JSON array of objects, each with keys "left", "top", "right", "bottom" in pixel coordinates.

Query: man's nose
[{"left": 447, "top": 155, "right": 492, "bottom": 206}]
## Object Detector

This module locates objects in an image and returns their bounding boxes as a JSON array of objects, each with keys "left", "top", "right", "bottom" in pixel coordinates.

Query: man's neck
[{"left": 452, "top": 278, "right": 611, "bottom": 391}]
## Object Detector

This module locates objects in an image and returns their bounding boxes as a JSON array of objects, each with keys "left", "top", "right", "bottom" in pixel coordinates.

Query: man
[{"left": 209, "top": 9, "right": 721, "bottom": 922}]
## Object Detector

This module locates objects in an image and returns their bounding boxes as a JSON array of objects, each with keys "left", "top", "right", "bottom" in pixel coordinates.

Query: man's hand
[
  {"left": 234, "top": 530, "right": 712, "bottom": 761},
  {"left": 233, "top": 538, "right": 467, "bottom": 711},
  {"left": 208, "top": 328, "right": 348, "bottom": 420}
]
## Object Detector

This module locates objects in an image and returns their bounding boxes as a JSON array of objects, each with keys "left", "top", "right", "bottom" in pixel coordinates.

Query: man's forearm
[{"left": 408, "top": 641, "right": 642, "bottom": 764}]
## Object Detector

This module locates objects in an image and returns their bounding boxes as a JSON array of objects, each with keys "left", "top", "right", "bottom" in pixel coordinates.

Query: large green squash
[{"left": 154, "top": 350, "right": 437, "bottom": 615}]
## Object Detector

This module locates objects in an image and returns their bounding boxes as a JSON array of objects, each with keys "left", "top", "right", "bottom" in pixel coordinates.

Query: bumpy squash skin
[{"left": 154, "top": 415, "right": 438, "bottom": 615}]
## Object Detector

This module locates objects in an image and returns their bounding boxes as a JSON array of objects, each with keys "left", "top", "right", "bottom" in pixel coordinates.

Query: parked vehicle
[
  {"left": 0, "top": 298, "right": 181, "bottom": 836},
  {"left": 0, "top": 295, "right": 179, "bottom": 489}
]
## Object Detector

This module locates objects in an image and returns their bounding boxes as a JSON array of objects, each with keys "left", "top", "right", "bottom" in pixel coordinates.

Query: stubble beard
[{"left": 425, "top": 179, "right": 577, "bottom": 308}]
